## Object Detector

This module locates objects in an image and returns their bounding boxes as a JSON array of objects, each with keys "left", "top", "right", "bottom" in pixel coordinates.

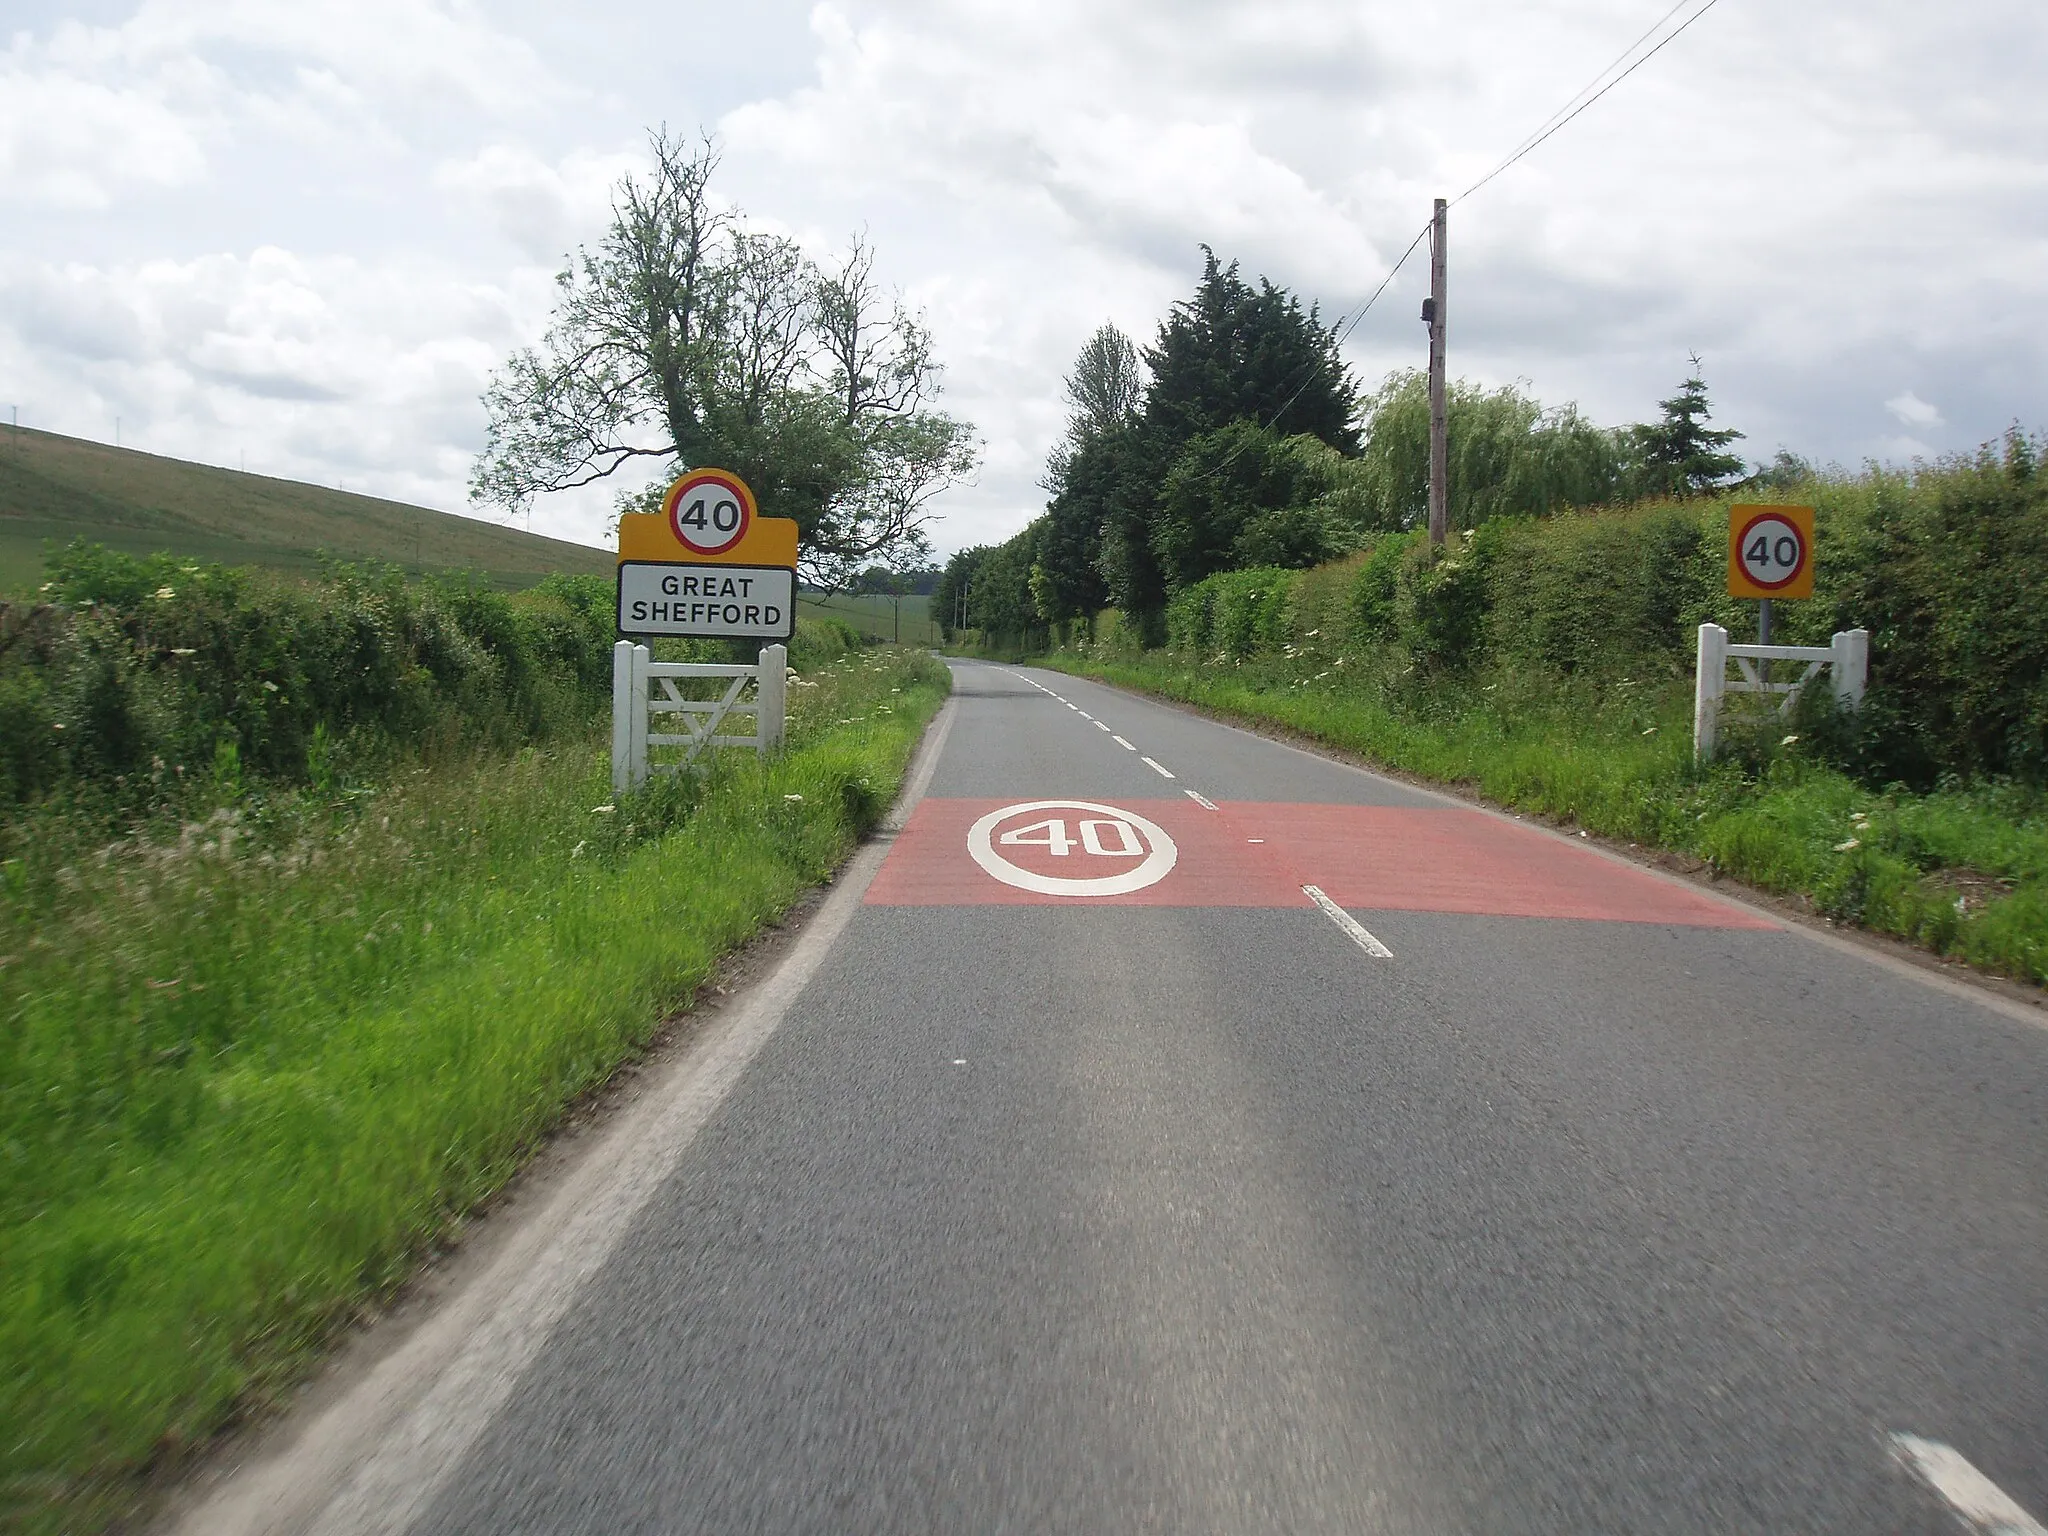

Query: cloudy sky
[{"left": 4, "top": 0, "right": 2044, "bottom": 556}]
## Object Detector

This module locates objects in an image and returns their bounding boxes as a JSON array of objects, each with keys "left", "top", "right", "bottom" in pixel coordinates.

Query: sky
[{"left": 3, "top": 0, "right": 2044, "bottom": 557}]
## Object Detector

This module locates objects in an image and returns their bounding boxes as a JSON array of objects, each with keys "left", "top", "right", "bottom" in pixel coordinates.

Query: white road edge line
[
  {"left": 1111, "top": 735, "right": 1136, "bottom": 750},
  {"left": 1141, "top": 756, "right": 1176, "bottom": 779},
  {"left": 174, "top": 705, "right": 960, "bottom": 1536},
  {"left": 1890, "top": 1433, "right": 2047, "bottom": 1535},
  {"left": 1185, "top": 789, "right": 1219, "bottom": 810},
  {"left": 1302, "top": 885, "right": 1393, "bottom": 959}
]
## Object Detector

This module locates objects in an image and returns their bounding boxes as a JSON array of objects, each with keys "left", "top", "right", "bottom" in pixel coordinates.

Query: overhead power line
[
  {"left": 1454, "top": 0, "right": 1725, "bottom": 206},
  {"left": 1079, "top": 0, "right": 1725, "bottom": 500}
]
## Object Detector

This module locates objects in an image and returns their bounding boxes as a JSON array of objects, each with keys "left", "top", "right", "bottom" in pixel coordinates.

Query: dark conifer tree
[
  {"left": 1141, "top": 249, "right": 1359, "bottom": 453},
  {"left": 1631, "top": 356, "right": 1746, "bottom": 494}
]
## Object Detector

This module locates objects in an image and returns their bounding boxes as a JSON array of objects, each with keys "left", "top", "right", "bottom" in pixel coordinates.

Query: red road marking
[
  {"left": 867, "top": 798, "right": 1298, "bottom": 906},
  {"left": 1245, "top": 803, "right": 1772, "bottom": 927},
  {"left": 868, "top": 799, "right": 1774, "bottom": 929}
]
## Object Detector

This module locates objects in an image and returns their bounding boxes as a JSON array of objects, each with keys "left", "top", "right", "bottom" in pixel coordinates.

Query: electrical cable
[
  {"left": 1463, "top": 0, "right": 1695, "bottom": 197},
  {"left": 1454, "top": 0, "right": 1724, "bottom": 206},
  {"left": 1072, "top": 0, "right": 1723, "bottom": 501}
]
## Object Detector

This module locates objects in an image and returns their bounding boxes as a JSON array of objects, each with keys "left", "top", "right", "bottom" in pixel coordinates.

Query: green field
[
  {"left": 799, "top": 591, "right": 941, "bottom": 646},
  {"left": 0, "top": 426, "right": 611, "bottom": 595}
]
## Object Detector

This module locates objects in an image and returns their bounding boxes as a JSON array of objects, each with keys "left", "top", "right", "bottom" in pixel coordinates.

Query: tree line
[{"left": 935, "top": 249, "right": 1757, "bottom": 645}]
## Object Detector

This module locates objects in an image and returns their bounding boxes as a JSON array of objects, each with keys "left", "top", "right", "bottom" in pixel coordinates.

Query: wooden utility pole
[{"left": 1427, "top": 197, "right": 1449, "bottom": 548}]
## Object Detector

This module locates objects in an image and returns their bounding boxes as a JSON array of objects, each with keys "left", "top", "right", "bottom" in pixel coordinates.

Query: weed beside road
[
  {"left": 1047, "top": 648, "right": 2047, "bottom": 988},
  {"left": 0, "top": 645, "right": 948, "bottom": 1536}
]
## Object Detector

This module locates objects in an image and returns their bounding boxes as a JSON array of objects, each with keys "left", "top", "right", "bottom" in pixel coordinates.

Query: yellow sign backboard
[{"left": 617, "top": 467, "right": 798, "bottom": 569}]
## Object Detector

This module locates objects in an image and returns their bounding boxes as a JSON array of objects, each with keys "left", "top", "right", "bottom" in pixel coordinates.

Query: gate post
[
  {"left": 628, "top": 644, "right": 651, "bottom": 788},
  {"left": 611, "top": 640, "right": 634, "bottom": 793},
  {"left": 756, "top": 644, "right": 787, "bottom": 752},
  {"left": 1694, "top": 622, "right": 1729, "bottom": 762},
  {"left": 1831, "top": 628, "right": 1869, "bottom": 711}
]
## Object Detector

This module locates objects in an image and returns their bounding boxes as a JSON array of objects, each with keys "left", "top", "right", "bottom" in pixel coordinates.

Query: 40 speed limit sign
[{"left": 1727, "top": 504, "right": 1815, "bottom": 600}]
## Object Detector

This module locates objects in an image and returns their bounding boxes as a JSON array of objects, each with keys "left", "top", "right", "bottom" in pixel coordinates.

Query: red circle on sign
[
  {"left": 1734, "top": 509, "right": 1808, "bottom": 591},
  {"left": 662, "top": 469, "right": 756, "bottom": 555}
]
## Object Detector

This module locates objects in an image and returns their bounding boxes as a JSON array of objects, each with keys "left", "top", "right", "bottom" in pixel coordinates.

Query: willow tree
[{"left": 470, "top": 130, "right": 978, "bottom": 591}]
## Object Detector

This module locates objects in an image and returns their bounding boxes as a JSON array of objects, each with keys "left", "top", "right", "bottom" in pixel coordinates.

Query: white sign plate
[
  {"left": 617, "top": 561, "right": 795, "bottom": 639},
  {"left": 967, "top": 799, "right": 1178, "bottom": 896}
]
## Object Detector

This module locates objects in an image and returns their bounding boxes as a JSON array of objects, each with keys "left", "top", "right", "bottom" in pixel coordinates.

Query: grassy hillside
[
  {"left": 0, "top": 427, "right": 610, "bottom": 595},
  {"left": 798, "top": 590, "right": 940, "bottom": 646}
]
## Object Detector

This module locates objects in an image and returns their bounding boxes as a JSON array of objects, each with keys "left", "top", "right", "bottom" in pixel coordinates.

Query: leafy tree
[
  {"left": 1150, "top": 422, "right": 1342, "bottom": 589},
  {"left": 1042, "top": 324, "right": 1145, "bottom": 494},
  {"left": 1085, "top": 429, "right": 1170, "bottom": 627},
  {"left": 471, "top": 131, "right": 977, "bottom": 591},
  {"left": 1627, "top": 357, "right": 1746, "bottom": 495},
  {"left": 1353, "top": 372, "right": 1622, "bottom": 529}
]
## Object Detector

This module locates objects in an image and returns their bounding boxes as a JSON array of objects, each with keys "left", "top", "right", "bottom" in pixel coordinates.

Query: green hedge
[
  {"left": 0, "top": 543, "right": 865, "bottom": 814},
  {"left": 1152, "top": 436, "right": 2048, "bottom": 785}
]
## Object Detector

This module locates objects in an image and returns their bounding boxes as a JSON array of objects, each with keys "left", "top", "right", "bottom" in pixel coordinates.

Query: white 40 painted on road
[{"left": 967, "top": 800, "right": 1177, "bottom": 897}]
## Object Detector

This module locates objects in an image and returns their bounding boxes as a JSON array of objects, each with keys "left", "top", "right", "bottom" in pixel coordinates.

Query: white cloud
[
  {"left": 1886, "top": 390, "right": 1943, "bottom": 429},
  {"left": 3, "top": 0, "right": 2047, "bottom": 559},
  {"left": 0, "top": 246, "right": 580, "bottom": 531},
  {"left": 433, "top": 146, "right": 638, "bottom": 263}
]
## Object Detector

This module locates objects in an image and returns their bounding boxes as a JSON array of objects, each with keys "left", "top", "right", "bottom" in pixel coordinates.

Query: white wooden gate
[
  {"left": 1693, "top": 624, "right": 1868, "bottom": 760},
  {"left": 611, "top": 640, "right": 787, "bottom": 791}
]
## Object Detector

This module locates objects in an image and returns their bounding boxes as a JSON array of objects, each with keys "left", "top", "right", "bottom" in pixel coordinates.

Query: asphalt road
[{"left": 193, "top": 659, "right": 2047, "bottom": 1535}]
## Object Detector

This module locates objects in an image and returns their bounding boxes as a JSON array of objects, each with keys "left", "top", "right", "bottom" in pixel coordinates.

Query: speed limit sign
[
  {"left": 662, "top": 468, "right": 756, "bottom": 556},
  {"left": 1727, "top": 505, "right": 1815, "bottom": 599}
]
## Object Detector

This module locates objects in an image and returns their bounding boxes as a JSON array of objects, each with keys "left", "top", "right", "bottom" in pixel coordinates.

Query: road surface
[{"left": 182, "top": 659, "right": 2046, "bottom": 1535}]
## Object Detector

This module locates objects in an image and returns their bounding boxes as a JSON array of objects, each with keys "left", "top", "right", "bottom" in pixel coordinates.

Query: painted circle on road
[
  {"left": 967, "top": 800, "right": 1178, "bottom": 897},
  {"left": 1734, "top": 508, "right": 1809, "bottom": 591}
]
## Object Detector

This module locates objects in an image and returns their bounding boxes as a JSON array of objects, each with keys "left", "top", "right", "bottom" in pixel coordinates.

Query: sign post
[{"left": 612, "top": 468, "right": 801, "bottom": 788}]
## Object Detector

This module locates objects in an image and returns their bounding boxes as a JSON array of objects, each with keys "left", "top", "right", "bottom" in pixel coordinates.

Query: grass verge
[
  {"left": 0, "top": 645, "right": 948, "bottom": 1535},
  {"left": 1046, "top": 649, "right": 2047, "bottom": 989}
]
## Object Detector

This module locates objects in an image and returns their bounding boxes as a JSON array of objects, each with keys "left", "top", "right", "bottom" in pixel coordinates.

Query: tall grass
[{"left": 0, "top": 645, "right": 949, "bottom": 1536}]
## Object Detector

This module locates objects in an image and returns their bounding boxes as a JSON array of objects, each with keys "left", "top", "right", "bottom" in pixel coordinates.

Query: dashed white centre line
[
  {"left": 1141, "top": 756, "right": 1175, "bottom": 778},
  {"left": 1111, "top": 735, "right": 1136, "bottom": 750},
  {"left": 1302, "top": 885, "right": 1394, "bottom": 958},
  {"left": 1891, "top": 1434, "right": 2047, "bottom": 1535},
  {"left": 1094, "top": 721, "right": 1111, "bottom": 732},
  {"left": 1184, "top": 790, "right": 1219, "bottom": 810}
]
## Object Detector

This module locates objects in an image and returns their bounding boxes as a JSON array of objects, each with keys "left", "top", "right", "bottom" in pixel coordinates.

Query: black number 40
[
  {"left": 680, "top": 497, "right": 742, "bottom": 535},
  {"left": 1746, "top": 531, "right": 1799, "bottom": 569}
]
